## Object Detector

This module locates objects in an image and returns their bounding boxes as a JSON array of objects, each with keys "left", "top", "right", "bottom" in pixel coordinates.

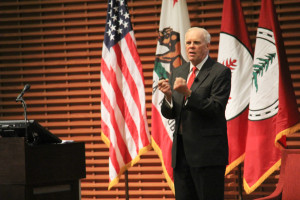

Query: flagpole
[{"left": 125, "top": 170, "right": 129, "bottom": 200}]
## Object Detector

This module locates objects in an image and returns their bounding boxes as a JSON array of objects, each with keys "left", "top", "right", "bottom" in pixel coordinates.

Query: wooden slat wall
[{"left": 0, "top": 0, "right": 299, "bottom": 199}]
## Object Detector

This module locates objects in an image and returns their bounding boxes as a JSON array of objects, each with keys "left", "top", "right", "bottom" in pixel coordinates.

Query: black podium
[{"left": 0, "top": 137, "right": 86, "bottom": 200}]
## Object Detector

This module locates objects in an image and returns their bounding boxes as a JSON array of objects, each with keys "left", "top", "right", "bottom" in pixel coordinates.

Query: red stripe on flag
[
  {"left": 101, "top": 57, "right": 133, "bottom": 164},
  {"left": 101, "top": 89, "right": 131, "bottom": 165},
  {"left": 107, "top": 142, "right": 121, "bottom": 182},
  {"left": 101, "top": 59, "right": 111, "bottom": 140},
  {"left": 101, "top": 58, "right": 111, "bottom": 85},
  {"left": 112, "top": 44, "right": 140, "bottom": 154},
  {"left": 124, "top": 33, "right": 145, "bottom": 82},
  {"left": 101, "top": 92, "right": 122, "bottom": 174},
  {"left": 124, "top": 33, "right": 149, "bottom": 147},
  {"left": 101, "top": 118, "right": 110, "bottom": 141}
]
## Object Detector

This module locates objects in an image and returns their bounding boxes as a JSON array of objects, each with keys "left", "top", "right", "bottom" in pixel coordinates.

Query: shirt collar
[{"left": 189, "top": 55, "right": 208, "bottom": 72}]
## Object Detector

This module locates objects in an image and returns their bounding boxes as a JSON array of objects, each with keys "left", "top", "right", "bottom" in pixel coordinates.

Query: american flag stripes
[{"left": 101, "top": 0, "right": 151, "bottom": 189}]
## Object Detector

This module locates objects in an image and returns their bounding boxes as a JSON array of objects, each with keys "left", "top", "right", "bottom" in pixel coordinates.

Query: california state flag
[
  {"left": 217, "top": 0, "right": 253, "bottom": 175},
  {"left": 151, "top": 0, "right": 190, "bottom": 193},
  {"left": 243, "top": 0, "right": 300, "bottom": 194}
]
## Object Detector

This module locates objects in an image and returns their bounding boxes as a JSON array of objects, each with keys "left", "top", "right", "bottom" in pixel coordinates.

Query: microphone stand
[{"left": 16, "top": 97, "right": 29, "bottom": 144}]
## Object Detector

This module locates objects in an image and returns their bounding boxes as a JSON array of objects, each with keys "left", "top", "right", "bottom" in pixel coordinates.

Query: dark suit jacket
[{"left": 161, "top": 56, "right": 231, "bottom": 168}]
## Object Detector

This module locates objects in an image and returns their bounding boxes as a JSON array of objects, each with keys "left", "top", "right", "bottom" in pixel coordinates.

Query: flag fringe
[
  {"left": 108, "top": 144, "right": 152, "bottom": 190},
  {"left": 243, "top": 122, "right": 300, "bottom": 194},
  {"left": 243, "top": 159, "right": 281, "bottom": 194},
  {"left": 102, "top": 132, "right": 152, "bottom": 190},
  {"left": 275, "top": 122, "right": 300, "bottom": 149},
  {"left": 151, "top": 136, "right": 175, "bottom": 194},
  {"left": 101, "top": 132, "right": 110, "bottom": 147},
  {"left": 225, "top": 154, "right": 245, "bottom": 175}
]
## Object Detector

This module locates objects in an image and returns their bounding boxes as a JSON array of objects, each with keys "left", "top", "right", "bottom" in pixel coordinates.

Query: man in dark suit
[{"left": 158, "top": 27, "right": 231, "bottom": 200}]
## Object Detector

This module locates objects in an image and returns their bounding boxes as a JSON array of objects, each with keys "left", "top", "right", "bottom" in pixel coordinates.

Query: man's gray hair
[{"left": 186, "top": 27, "right": 211, "bottom": 44}]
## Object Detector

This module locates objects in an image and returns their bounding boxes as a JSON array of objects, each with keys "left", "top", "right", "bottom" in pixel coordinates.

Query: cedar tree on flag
[
  {"left": 151, "top": 0, "right": 190, "bottom": 193},
  {"left": 243, "top": 0, "right": 300, "bottom": 194},
  {"left": 100, "top": 0, "right": 151, "bottom": 190},
  {"left": 217, "top": 0, "right": 253, "bottom": 175}
]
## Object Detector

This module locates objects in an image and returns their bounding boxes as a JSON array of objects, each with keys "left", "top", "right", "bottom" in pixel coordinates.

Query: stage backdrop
[{"left": 0, "top": 0, "right": 300, "bottom": 199}]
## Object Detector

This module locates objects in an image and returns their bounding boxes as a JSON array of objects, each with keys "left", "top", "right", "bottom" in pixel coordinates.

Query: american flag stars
[{"left": 105, "top": 0, "right": 132, "bottom": 48}]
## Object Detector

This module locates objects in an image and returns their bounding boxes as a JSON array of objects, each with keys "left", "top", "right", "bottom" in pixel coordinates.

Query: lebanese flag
[
  {"left": 217, "top": 0, "right": 253, "bottom": 175},
  {"left": 243, "top": 0, "right": 300, "bottom": 194},
  {"left": 151, "top": 0, "right": 190, "bottom": 193}
]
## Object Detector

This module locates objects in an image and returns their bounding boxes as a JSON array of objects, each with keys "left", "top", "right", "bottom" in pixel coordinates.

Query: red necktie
[{"left": 187, "top": 66, "right": 197, "bottom": 89}]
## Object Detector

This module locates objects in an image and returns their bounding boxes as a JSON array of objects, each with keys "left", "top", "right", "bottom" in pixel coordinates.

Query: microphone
[{"left": 16, "top": 84, "right": 31, "bottom": 102}]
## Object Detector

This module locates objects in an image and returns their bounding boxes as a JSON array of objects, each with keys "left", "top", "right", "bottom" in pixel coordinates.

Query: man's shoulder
[
  {"left": 210, "top": 59, "right": 230, "bottom": 72},
  {"left": 178, "top": 61, "right": 190, "bottom": 69},
  {"left": 173, "top": 62, "right": 189, "bottom": 73}
]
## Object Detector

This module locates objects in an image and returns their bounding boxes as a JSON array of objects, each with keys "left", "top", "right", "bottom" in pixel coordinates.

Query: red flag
[
  {"left": 243, "top": 0, "right": 300, "bottom": 193},
  {"left": 101, "top": 0, "right": 151, "bottom": 189},
  {"left": 217, "top": 0, "right": 253, "bottom": 175}
]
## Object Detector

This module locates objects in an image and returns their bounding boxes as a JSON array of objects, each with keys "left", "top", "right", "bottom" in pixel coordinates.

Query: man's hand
[
  {"left": 173, "top": 77, "right": 191, "bottom": 97},
  {"left": 158, "top": 79, "right": 172, "bottom": 103}
]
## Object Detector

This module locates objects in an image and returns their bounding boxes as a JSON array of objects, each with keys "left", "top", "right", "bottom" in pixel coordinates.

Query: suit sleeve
[
  {"left": 160, "top": 69, "right": 177, "bottom": 119},
  {"left": 161, "top": 97, "right": 176, "bottom": 119}
]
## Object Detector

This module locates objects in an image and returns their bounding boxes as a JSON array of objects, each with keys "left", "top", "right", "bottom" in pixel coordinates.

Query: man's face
[{"left": 185, "top": 29, "right": 209, "bottom": 66}]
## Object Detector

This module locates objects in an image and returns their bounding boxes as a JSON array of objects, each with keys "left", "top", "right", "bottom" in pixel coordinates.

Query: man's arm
[
  {"left": 158, "top": 78, "right": 172, "bottom": 103},
  {"left": 158, "top": 78, "right": 176, "bottom": 119}
]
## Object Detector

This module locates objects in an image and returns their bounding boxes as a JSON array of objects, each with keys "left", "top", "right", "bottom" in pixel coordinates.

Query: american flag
[{"left": 100, "top": 0, "right": 151, "bottom": 190}]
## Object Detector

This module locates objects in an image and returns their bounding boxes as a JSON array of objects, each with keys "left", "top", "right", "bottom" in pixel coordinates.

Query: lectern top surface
[{"left": 0, "top": 120, "right": 62, "bottom": 145}]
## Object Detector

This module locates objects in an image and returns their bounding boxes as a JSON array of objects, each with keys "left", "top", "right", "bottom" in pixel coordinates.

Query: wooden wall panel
[{"left": 0, "top": 0, "right": 299, "bottom": 199}]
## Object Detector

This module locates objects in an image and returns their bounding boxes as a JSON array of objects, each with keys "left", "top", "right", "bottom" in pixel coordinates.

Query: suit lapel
[
  {"left": 190, "top": 57, "right": 213, "bottom": 90},
  {"left": 174, "top": 62, "right": 190, "bottom": 103},
  {"left": 180, "top": 62, "right": 190, "bottom": 80}
]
